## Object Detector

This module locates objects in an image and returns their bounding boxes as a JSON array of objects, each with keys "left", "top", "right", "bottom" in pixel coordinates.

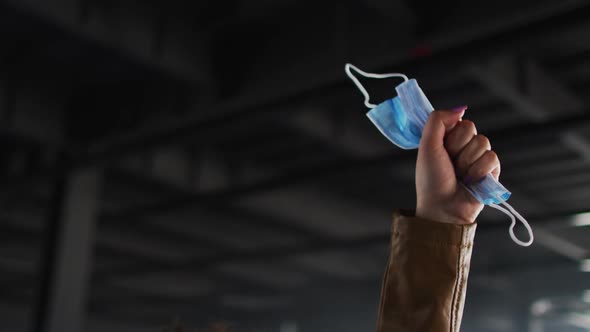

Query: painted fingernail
[
  {"left": 463, "top": 175, "right": 473, "bottom": 185},
  {"left": 451, "top": 105, "right": 468, "bottom": 112}
]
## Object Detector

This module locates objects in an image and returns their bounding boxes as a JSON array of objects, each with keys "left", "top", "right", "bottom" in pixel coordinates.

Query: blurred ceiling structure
[{"left": 0, "top": 0, "right": 590, "bottom": 331}]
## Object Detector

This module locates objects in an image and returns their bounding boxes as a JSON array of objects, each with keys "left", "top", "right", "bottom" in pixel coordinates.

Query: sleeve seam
[{"left": 449, "top": 226, "right": 465, "bottom": 332}]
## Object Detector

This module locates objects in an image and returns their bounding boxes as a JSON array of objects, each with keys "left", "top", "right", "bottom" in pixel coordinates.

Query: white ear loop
[
  {"left": 489, "top": 194, "right": 534, "bottom": 247},
  {"left": 344, "top": 63, "right": 408, "bottom": 109}
]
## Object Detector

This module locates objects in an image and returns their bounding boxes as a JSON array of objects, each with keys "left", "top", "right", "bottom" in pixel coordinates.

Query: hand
[{"left": 415, "top": 107, "right": 501, "bottom": 224}]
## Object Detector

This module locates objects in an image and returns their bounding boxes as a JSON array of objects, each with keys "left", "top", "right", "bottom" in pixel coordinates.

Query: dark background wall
[{"left": 0, "top": 0, "right": 590, "bottom": 331}]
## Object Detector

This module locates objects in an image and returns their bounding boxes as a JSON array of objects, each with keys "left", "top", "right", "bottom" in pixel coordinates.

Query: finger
[
  {"left": 420, "top": 108, "right": 466, "bottom": 153},
  {"left": 464, "top": 150, "right": 500, "bottom": 184},
  {"left": 444, "top": 120, "right": 477, "bottom": 158},
  {"left": 455, "top": 134, "right": 491, "bottom": 176},
  {"left": 491, "top": 164, "right": 501, "bottom": 181}
]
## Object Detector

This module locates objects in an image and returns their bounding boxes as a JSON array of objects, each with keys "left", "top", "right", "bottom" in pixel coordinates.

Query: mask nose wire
[
  {"left": 344, "top": 63, "right": 409, "bottom": 109},
  {"left": 489, "top": 195, "right": 534, "bottom": 247}
]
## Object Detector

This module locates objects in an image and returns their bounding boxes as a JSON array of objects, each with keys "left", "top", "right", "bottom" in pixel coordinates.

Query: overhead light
[
  {"left": 581, "top": 259, "right": 590, "bottom": 272},
  {"left": 565, "top": 313, "right": 590, "bottom": 329},
  {"left": 531, "top": 299, "right": 552, "bottom": 316},
  {"left": 571, "top": 212, "right": 590, "bottom": 227}
]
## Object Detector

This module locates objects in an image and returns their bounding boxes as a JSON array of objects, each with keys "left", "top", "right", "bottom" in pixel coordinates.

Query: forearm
[{"left": 376, "top": 210, "right": 476, "bottom": 332}]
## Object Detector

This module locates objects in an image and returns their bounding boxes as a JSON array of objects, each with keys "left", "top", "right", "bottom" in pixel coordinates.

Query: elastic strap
[
  {"left": 489, "top": 195, "right": 534, "bottom": 247},
  {"left": 344, "top": 63, "right": 408, "bottom": 109}
]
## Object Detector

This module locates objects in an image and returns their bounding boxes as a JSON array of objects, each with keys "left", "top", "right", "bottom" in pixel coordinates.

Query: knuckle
[
  {"left": 460, "top": 120, "right": 477, "bottom": 134},
  {"left": 494, "top": 167, "right": 502, "bottom": 179},
  {"left": 432, "top": 110, "right": 445, "bottom": 118},
  {"left": 486, "top": 150, "right": 499, "bottom": 162},
  {"left": 476, "top": 135, "right": 491, "bottom": 149},
  {"left": 430, "top": 111, "right": 445, "bottom": 122}
]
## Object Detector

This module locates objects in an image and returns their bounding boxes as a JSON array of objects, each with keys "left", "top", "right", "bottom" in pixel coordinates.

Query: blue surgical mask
[{"left": 345, "top": 63, "right": 533, "bottom": 247}]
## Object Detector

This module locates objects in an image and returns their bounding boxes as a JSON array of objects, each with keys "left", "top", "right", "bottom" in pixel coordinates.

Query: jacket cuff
[
  {"left": 392, "top": 210, "right": 477, "bottom": 247},
  {"left": 376, "top": 210, "right": 477, "bottom": 332}
]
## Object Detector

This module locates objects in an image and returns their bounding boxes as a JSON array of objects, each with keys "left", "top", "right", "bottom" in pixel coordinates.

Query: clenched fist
[{"left": 416, "top": 107, "right": 500, "bottom": 224}]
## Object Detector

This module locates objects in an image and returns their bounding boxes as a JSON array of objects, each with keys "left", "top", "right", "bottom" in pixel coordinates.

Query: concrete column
[{"left": 33, "top": 167, "right": 102, "bottom": 332}]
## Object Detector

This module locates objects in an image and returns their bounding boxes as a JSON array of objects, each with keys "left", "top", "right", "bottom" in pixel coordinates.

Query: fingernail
[
  {"left": 463, "top": 175, "right": 473, "bottom": 185},
  {"left": 451, "top": 105, "right": 468, "bottom": 112}
]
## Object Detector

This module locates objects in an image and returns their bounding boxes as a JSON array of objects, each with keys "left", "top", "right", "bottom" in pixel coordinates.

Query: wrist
[{"left": 415, "top": 204, "right": 474, "bottom": 225}]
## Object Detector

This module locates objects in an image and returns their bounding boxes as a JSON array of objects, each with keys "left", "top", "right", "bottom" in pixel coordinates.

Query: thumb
[{"left": 420, "top": 108, "right": 467, "bottom": 152}]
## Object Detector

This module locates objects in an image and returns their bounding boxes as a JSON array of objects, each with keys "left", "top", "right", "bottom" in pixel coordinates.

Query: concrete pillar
[{"left": 33, "top": 167, "right": 102, "bottom": 332}]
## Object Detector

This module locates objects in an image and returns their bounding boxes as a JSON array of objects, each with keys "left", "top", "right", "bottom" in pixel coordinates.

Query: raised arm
[{"left": 377, "top": 108, "right": 499, "bottom": 332}]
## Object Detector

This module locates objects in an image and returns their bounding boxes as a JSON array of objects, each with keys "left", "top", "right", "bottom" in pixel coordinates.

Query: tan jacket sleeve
[{"left": 376, "top": 210, "right": 477, "bottom": 332}]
